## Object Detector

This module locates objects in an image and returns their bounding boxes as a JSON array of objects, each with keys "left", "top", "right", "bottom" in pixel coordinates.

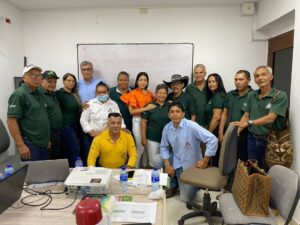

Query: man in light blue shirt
[
  {"left": 160, "top": 102, "right": 218, "bottom": 202},
  {"left": 78, "top": 61, "right": 104, "bottom": 103}
]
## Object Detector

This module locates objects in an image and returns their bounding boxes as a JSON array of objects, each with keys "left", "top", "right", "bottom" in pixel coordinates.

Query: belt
[{"left": 249, "top": 132, "right": 267, "bottom": 139}]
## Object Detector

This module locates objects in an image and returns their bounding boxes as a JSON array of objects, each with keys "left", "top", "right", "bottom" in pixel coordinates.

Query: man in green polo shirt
[
  {"left": 7, "top": 65, "right": 50, "bottom": 161},
  {"left": 109, "top": 71, "right": 133, "bottom": 132},
  {"left": 231, "top": 66, "right": 288, "bottom": 167},
  {"left": 164, "top": 74, "right": 196, "bottom": 121},
  {"left": 40, "top": 70, "right": 63, "bottom": 159},
  {"left": 219, "top": 70, "right": 252, "bottom": 161},
  {"left": 185, "top": 64, "right": 208, "bottom": 127}
]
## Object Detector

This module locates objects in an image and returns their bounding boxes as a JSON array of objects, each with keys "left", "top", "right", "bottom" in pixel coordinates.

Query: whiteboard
[{"left": 77, "top": 43, "right": 194, "bottom": 92}]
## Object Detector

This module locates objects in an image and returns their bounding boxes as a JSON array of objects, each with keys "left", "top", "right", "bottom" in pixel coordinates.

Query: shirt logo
[
  {"left": 265, "top": 103, "right": 272, "bottom": 109},
  {"left": 9, "top": 105, "right": 16, "bottom": 108},
  {"left": 243, "top": 102, "right": 247, "bottom": 107}
]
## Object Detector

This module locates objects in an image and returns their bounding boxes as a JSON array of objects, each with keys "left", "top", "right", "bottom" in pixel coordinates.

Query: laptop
[
  {"left": 0, "top": 164, "right": 28, "bottom": 214},
  {"left": 21, "top": 159, "right": 70, "bottom": 184}
]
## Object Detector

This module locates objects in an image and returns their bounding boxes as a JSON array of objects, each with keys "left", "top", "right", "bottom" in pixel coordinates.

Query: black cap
[{"left": 42, "top": 70, "right": 59, "bottom": 79}]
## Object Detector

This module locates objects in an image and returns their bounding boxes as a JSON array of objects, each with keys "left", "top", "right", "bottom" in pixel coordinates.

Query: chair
[
  {"left": 0, "top": 119, "right": 10, "bottom": 154},
  {"left": 219, "top": 165, "right": 300, "bottom": 225},
  {"left": 0, "top": 119, "right": 21, "bottom": 170},
  {"left": 178, "top": 124, "right": 238, "bottom": 225}
]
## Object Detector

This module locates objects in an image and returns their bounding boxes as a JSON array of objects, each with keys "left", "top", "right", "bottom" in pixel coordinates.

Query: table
[{"left": 0, "top": 169, "right": 166, "bottom": 225}]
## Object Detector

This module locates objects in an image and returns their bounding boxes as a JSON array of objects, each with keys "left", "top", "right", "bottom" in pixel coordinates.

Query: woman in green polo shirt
[
  {"left": 204, "top": 73, "right": 226, "bottom": 166},
  {"left": 141, "top": 84, "right": 170, "bottom": 168},
  {"left": 55, "top": 73, "right": 82, "bottom": 167}
]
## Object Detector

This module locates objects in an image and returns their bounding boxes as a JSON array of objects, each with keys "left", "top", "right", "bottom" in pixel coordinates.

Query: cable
[{"left": 18, "top": 187, "right": 77, "bottom": 211}]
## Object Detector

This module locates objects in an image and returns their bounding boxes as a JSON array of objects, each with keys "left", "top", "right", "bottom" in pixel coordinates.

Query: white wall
[
  {"left": 256, "top": 0, "right": 296, "bottom": 30},
  {"left": 0, "top": 1, "right": 24, "bottom": 155},
  {"left": 22, "top": 6, "right": 267, "bottom": 92}
]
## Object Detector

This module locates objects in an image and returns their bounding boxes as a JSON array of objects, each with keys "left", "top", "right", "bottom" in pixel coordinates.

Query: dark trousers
[
  {"left": 82, "top": 133, "right": 94, "bottom": 166},
  {"left": 211, "top": 129, "right": 220, "bottom": 167},
  {"left": 22, "top": 136, "right": 49, "bottom": 161},
  {"left": 50, "top": 130, "right": 63, "bottom": 160},
  {"left": 237, "top": 129, "right": 248, "bottom": 161},
  {"left": 61, "top": 125, "right": 80, "bottom": 168},
  {"left": 247, "top": 132, "right": 267, "bottom": 168}
]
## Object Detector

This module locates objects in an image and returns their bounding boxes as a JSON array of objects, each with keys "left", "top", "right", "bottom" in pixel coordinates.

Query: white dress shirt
[{"left": 80, "top": 97, "right": 125, "bottom": 133}]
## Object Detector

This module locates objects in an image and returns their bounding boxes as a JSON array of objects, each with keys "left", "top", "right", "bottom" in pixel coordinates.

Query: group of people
[{"left": 6, "top": 61, "right": 288, "bottom": 202}]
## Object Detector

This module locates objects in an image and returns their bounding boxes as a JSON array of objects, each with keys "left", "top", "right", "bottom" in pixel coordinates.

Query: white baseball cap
[{"left": 23, "top": 65, "right": 42, "bottom": 76}]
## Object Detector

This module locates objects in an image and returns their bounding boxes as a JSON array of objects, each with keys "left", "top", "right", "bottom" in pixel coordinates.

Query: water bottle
[
  {"left": 0, "top": 173, "right": 4, "bottom": 180},
  {"left": 120, "top": 166, "right": 128, "bottom": 192},
  {"left": 75, "top": 157, "right": 83, "bottom": 167},
  {"left": 4, "top": 164, "right": 14, "bottom": 177},
  {"left": 151, "top": 167, "right": 160, "bottom": 192}
]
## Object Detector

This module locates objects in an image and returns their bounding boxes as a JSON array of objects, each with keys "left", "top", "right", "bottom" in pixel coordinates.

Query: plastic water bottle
[
  {"left": 120, "top": 166, "right": 128, "bottom": 192},
  {"left": 4, "top": 164, "right": 14, "bottom": 177},
  {"left": 75, "top": 157, "right": 83, "bottom": 167},
  {"left": 0, "top": 173, "right": 4, "bottom": 180},
  {"left": 151, "top": 167, "right": 160, "bottom": 192}
]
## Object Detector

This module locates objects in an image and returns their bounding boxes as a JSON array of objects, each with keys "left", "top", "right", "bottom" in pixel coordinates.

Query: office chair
[
  {"left": 0, "top": 119, "right": 21, "bottom": 170},
  {"left": 219, "top": 165, "right": 300, "bottom": 225},
  {"left": 178, "top": 125, "right": 237, "bottom": 225},
  {"left": 0, "top": 119, "right": 10, "bottom": 154}
]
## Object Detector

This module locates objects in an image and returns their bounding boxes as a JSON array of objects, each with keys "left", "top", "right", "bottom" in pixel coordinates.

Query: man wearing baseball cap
[
  {"left": 7, "top": 65, "right": 50, "bottom": 161},
  {"left": 39, "top": 70, "right": 63, "bottom": 159}
]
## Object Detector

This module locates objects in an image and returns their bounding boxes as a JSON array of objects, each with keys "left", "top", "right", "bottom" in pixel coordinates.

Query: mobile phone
[{"left": 127, "top": 170, "right": 135, "bottom": 178}]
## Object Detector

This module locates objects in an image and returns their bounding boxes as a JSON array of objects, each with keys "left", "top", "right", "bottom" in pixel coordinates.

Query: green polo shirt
[
  {"left": 55, "top": 88, "right": 81, "bottom": 127},
  {"left": 185, "top": 82, "right": 208, "bottom": 127},
  {"left": 242, "top": 88, "right": 288, "bottom": 135},
  {"left": 109, "top": 86, "right": 133, "bottom": 131},
  {"left": 224, "top": 87, "right": 253, "bottom": 126},
  {"left": 39, "top": 87, "right": 63, "bottom": 132},
  {"left": 204, "top": 92, "right": 226, "bottom": 126},
  {"left": 167, "top": 92, "right": 195, "bottom": 120},
  {"left": 7, "top": 83, "right": 50, "bottom": 147},
  {"left": 142, "top": 101, "right": 170, "bottom": 143}
]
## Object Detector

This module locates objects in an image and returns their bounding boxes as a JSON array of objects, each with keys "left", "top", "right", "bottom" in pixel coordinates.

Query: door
[{"left": 268, "top": 30, "right": 294, "bottom": 104}]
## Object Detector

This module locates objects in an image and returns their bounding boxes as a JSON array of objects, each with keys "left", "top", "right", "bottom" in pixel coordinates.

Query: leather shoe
[{"left": 165, "top": 188, "right": 178, "bottom": 199}]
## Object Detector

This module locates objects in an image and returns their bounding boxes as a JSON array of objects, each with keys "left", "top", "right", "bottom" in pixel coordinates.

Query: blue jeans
[
  {"left": 22, "top": 136, "right": 49, "bottom": 161},
  {"left": 247, "top": 132, "right": 267, "bottom": 167},
  {"left": 61, "top": 125, "right": 80, "bottom": 167},
  {"left": 170, "top": 167, "right": 198, "bottom": 202}
]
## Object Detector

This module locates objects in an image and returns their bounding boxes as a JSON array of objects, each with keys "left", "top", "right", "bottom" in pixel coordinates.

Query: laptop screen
[
  {"left": 0, "top": 164, "right": 28, "bottom": 214},
  {"left": 21, "top": 159, "right": 70, "bottom": 184}
]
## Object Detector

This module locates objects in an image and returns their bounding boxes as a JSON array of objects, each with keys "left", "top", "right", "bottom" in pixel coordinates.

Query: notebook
[
  {"left": 0, "top": 164, "right": 28, "bottom": 214},
  {"left": 21, "top": 159, "right": 70, "bottom": 184}
]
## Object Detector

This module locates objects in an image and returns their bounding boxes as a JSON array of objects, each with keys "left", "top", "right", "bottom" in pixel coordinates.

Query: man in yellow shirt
[{"left": 87, "top": 112, "right": 137, "bottom": 168}]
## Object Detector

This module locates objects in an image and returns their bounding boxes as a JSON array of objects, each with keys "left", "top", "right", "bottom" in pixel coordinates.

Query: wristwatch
[{"left": 247, "top": 120, "right": 254, "bottom": 126}]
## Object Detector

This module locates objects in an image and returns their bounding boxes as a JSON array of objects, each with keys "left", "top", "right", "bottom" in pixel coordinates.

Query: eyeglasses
[
  {"left": 26, "top": 73, "right": 42, "bottom": 79},
  {"left": 81, "top": 68, "right": 92, "bottom": 71}
]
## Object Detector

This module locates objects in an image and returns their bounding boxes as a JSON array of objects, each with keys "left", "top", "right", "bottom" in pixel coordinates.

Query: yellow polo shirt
[{"left": 87, "top": 130, "right": 137, "bottom": 168}]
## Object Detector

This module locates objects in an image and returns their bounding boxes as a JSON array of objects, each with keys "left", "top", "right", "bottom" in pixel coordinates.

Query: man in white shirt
[{"left": 80, "top": 81, "right": 125, "bottom": 165}]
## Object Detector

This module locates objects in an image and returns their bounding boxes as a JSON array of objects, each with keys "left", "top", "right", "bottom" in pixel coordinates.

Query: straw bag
[
  {"left": 232, "top": 160, "right": 270, "bottom": 216},
  {"left": 265, "top": 90, "right": 293, "bottom": 170}
]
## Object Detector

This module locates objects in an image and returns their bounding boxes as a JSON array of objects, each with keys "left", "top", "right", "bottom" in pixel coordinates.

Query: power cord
[{"left": 17, "top": 187, "right": 77, "bottom": 210}]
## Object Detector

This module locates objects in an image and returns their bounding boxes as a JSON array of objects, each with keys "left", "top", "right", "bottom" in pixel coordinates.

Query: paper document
[{"left": 111, "top": 201, "right": 157, "bottom": 224}]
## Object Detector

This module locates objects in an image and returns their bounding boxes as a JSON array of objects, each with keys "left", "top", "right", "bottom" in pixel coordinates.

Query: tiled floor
[
  {"left": 166, "top": 189, "right": 286, "bottom": 225},
  {"left": 166, "top": 189, "right": 223, "bottom": 225}
]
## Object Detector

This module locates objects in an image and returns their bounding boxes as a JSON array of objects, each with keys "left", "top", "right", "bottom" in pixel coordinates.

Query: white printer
[{"left": 64, "top": 167, "right": 113, "bottom": 195}]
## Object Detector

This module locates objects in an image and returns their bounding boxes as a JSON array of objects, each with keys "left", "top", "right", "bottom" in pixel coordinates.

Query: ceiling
[{"left": 5, "top": 0, "right": 258, "bottom": 11}]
